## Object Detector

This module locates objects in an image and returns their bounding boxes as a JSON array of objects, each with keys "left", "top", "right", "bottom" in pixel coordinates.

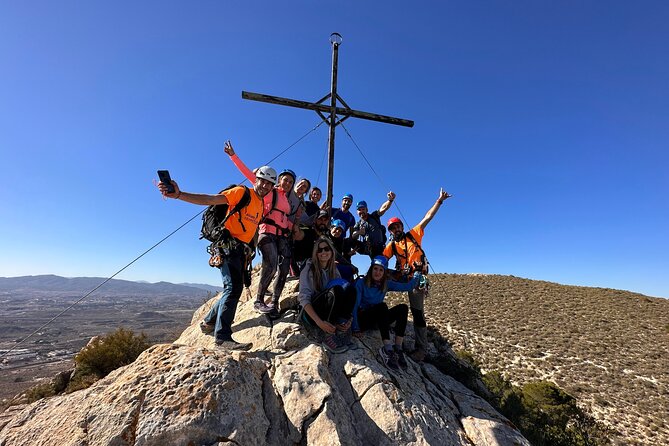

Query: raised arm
[
  {"left": 377, "top": 191, "right": 396, "bottom": 217},
  {"left": 223, "top": 140, "right": 255, "bottom": 183},
  {"left": 416, "top": 188, "right": 451, "bottom": 231},
  {"left": 158, "top": 180, "right": 228, "bottom": 206}
]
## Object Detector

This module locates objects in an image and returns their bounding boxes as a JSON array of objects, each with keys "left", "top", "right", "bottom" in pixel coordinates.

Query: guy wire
[
  {"left": 340, "top": 123, "right": 412, "bottom": 226},
  {"left": 0, "top": 120, "right": 325, "bottom": 360},
  {"left": 340, "top": 123, "right": 465, "bottom": 349}
]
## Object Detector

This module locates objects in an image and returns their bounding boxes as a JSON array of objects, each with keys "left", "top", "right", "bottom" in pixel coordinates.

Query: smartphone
[{"left": 157, "top": 170, "right": 175, "bottom": 193}]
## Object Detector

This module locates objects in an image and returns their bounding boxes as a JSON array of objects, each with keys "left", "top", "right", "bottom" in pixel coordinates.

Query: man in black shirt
[
  {"left": 300, "top": 186, "right": 323, "bottom": 226},
  {"left": 353, "top": 191, "right": 396, "bottom": 259}
]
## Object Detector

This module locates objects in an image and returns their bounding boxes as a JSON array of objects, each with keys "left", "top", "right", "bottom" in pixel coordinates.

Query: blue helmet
[
  {"left": 356, "top": 200, "right": 368, "bottom": 210},
  {"left": 326, "top": 278, "right": 349, "bottom": 289},
  {"left": 372, "top": 256, "right": 388, "bottom": 270},
  {"left": 342, "top": 193, "right": 353, "bottom": 201},
  {"left": 279, "top": 169, "right": 296, "bottom": 181},
  {"left": 331, "top": 219, "right": 346, "bottom": 232}
]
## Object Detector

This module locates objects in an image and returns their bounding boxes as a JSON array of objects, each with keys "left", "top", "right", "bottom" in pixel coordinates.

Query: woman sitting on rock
[
  {"left": 298, "top": 236, "right": 356, "bottom": 353},
  {"left": 352, "top": 256, "right": 421, "bottom": 370}
]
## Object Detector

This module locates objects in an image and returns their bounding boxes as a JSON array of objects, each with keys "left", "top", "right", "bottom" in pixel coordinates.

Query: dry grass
[{"left": 388, "top": 274, "right": 669, "bottom": 446}]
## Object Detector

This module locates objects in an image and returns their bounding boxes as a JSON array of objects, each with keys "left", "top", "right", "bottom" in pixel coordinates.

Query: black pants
[
  {"left": 308, "top": 285, "right": 356, "bottom": 325},
  {"left": 357, "top": 303, "right": 409, "bottom": 341}
]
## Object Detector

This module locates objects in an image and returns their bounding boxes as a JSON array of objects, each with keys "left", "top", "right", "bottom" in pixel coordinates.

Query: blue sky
[{"left": 1, "top": 1, "right": 667, "bottom": 298}]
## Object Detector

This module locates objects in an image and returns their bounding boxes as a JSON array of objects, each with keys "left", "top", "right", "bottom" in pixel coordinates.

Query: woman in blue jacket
[{"left": 352, "top": 256, "right": 421, "bottom": 370}]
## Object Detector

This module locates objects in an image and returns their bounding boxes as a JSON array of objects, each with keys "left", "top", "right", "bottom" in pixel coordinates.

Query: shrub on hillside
[
  {"left": 23, "top": 381, "right": 56, "bottom": 403},
  {"left": 482, "top": 375, "right": 612, "bottom": 446},
  {"left": 427, "top": 328, "right": 611, "bottom": 445},
  {"left": 67, "top": 328, "right": 149, "bottom": 391}
]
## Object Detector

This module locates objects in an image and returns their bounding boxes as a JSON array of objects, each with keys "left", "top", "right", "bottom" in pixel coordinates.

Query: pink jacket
[{"left": 230, "top": 153, "right": 293, "bottom": 236}]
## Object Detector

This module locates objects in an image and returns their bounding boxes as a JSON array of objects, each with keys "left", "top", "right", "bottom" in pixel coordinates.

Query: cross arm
[{"left": 242, "top": 91, "right": 414, "bottom": 128}]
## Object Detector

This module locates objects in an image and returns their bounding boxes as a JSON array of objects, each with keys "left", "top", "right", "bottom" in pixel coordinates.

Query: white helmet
[{"left": 255, "top": 165, "right": 277, "bottom": 184}]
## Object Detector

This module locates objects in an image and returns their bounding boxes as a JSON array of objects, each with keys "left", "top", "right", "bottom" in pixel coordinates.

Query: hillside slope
[
  {"left": 0, "top": 278, "right": 529, "bottom": 446},
  {"left": 403, "top": 274, "right": 669, "bottom": 445}
]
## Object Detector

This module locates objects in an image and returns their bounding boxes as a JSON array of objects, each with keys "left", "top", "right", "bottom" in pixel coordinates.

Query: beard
[{"left": 392, "top": 231, "right": 405, "bottom": 241}]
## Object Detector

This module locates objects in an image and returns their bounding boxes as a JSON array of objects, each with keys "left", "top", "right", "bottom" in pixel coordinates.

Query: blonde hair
[{"left": 310, "top": 236, "right": 337, "bottom": 293}]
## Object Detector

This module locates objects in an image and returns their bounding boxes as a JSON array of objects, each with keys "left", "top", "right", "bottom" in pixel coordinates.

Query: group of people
[{"left": 157, "top": 140, "right": 451, "bottom": 367}]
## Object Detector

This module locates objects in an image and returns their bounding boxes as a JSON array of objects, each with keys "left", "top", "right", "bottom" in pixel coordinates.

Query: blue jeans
[{"left": 204, "top": 244, "right": 244, "bottom": 342}]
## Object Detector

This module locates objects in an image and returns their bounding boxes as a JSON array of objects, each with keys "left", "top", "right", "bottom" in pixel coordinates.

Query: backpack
[
  {"left": 368, "top": 212, "right": 388, "bottom": 245},
  {"left": 200, "top": 185, "right": 251, "bottom": 243}
]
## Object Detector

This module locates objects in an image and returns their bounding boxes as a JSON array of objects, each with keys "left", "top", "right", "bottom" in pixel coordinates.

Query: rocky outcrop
[{"left": 0, "top": 279, "right": 529, "bottom": 446}]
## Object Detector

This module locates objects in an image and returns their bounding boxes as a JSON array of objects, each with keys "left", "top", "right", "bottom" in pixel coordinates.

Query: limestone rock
[{"left": 1, "top": 278, "right": 530, "bottom": 446}]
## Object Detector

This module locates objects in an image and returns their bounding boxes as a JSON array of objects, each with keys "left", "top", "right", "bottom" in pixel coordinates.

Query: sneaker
[
  {"left": 409, "top": 348, "right": 426, "bottom": 362},
  {"left": 254, "top": 301, "right": 272, "bottom": 314},
  {"left": 379, "top": 346, "right": 400, "bottom": 370},
  {"left": 322, "top": 334, "right": 348, "bottom": 353},
  {"left": 199, "top": 320, "right": 214, "bottom": 334},
  {"left": 394, "top": 345, "right": 408, "bottom": 370},
  {"left": 215, "top": 339, "right": 252, "bottom": 351}
]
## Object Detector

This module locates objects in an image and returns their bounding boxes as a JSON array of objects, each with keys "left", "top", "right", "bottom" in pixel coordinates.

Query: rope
[
  {"left": 0, "top": 213, "right": 201, "bottom": 359},
  {"left": 261, "top": 120, "right": 325, "bottom": 169},
  {"left": 339, "top": 123, "right": 466, "bottom": 349},
  {"left": 0, "top": 121, "right": 325, "bottom": 361},
  {"left": 340, "top": 123, "right": 412, "bottom": 226}
]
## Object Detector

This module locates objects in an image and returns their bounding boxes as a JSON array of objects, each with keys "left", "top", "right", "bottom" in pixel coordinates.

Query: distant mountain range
[{"left": 0, "top": 275, "right": 222, "bottom": 297}]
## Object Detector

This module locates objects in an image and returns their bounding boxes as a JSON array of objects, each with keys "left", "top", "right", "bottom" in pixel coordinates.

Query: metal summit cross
[{"left": 242, "top": 32, "right": 414, "bottom": 211}]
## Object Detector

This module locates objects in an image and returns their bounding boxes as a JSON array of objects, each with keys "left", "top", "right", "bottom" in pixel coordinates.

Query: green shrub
[
  {"left": 455, "top": 349, "right": 480, "bottom": 368},
  {"left": 23, "top": 382, "right": 56, "bottom": 403},
  {"left": 68, "top": 328, "right": 149, "bottom": 391},
  {"left": 426, "top": 330, "right": 611, "bottom": 445},
  {"left": 482, "top": 371, "right": 524, "bottom": 420}
]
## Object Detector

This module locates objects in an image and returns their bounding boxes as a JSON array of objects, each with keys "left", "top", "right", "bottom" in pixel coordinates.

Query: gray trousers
[
  {"left": 256, "top": 233, "right": 292, "bottom": 304},
  {"left": 409, "top": 287, "right": 428, "bottom": 350}
]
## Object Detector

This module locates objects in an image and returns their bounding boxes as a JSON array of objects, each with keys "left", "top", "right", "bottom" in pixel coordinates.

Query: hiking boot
[
  {"left": 322, "top": 334, "right": 348, "bottom": 353},
  {"left": 199, "top": 320, "right": 214, "bottom": 334},
  {"left": 379, "top": 347, "right": 400, "bottom": 370},
  {"left": 409, "top": 348, "right": 426, "bottom": 363},
  {"left": 394, "top": 345, "right": 408, "bottom": 370},
  {"left": 254, "top": 301, "right": 272, "bottom": 314},
  {"left": 267, "top": 307, "right": 281, "bottom": 320},
  {"left": 215, "top": 339, "right": 252, "bottom": 351}
]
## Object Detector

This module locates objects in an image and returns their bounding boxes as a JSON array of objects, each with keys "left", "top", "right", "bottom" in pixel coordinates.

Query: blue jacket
[{"left": 351, "top": 276, "right": 418, "bottom": 332}]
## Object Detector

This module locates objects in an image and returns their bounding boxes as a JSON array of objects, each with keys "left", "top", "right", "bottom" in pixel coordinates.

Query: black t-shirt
[
  {"left": 327, "top": 233, "right": 358, "bottom": 263},
  {"left": 299, "top": 201, "right": 321, "bottom": 226},
  {"left": 292, "top": 226, "right": 320, "bottom": 263},
  {"left": 354, "top": 210, "right": 386, "bottom": 247}
]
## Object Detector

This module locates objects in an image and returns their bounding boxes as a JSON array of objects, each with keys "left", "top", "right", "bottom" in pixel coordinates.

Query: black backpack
[
  {"left": 368, "top": 212, "right": 388, "bottom": 245},
  {"left": 200, "top": 185, "right": 251, "bottom": 243}
]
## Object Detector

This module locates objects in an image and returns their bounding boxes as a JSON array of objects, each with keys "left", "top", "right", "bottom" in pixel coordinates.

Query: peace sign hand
[{"left": 224, "top": 140, "right": 236, "bottom": 156}]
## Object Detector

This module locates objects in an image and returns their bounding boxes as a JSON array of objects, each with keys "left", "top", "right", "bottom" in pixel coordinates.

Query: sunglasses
[{"left": 317, "top": 246, "right": 332, "bottom": 253}]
